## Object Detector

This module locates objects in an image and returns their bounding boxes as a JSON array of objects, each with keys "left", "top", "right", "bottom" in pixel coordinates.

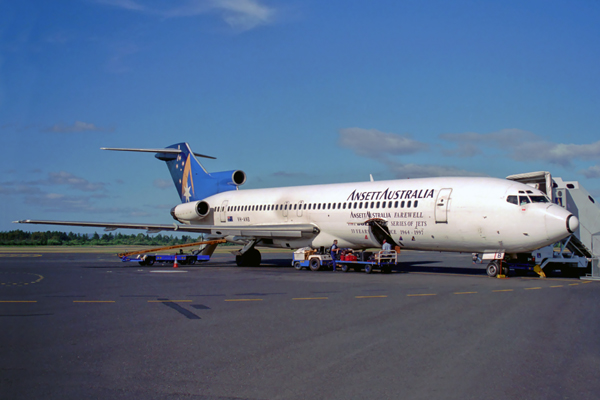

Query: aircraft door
[
  {"left": 435, "top": 188, "right": 452, "bottom": 223},
  {"left": 297, "top": 201, "right": 304, "bottom": 217},
  {"left": 220, "top": 200, "right": 229, "bottom": 223},
  {"left": 283, "top": 201, "right": 289, "bottom": 222}
]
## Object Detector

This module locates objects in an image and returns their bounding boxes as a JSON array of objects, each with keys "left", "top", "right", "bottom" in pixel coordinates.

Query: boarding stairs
[{"left": 506, "top": 171, "right": 600, "bottom": 279}]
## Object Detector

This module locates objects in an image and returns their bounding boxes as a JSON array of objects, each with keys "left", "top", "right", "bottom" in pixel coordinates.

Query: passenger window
[
  {"left": 328, "top": 203, "right": 331, "bottom": 209},
  {"left": 381, "top": 201, "right": 386, "bottom": 209},
  {"left": 414, "top": 200, "right": 418, "bottom": 207},
  {"left": 303, "top": 204, "right": 307, "bottom": 210},
  {"left": 353, "top": 202, "right": 357, "bottom": 209},
  {"left": 376, "top": 201, "right": 380, "bottom": 208},
  {"left": 394, "top": 201, "right": 398, "bottom": 208},
  {"left": 507, "top": 195, "right": 518, "bottom": 205},
  {"left": 401, "top": 201, "right": 405, "bottom": 208},
  {"left": 407, "top": 200, "right": 412, "bottom": 208},
  {"left": 343, "top": 203, "right": 346, "bottom": 209},
  {"left": 519, "top": 196, "right": 531, "bottom": 205},
  {"left": 370, "top": 201, "right": 374, "bottom": 208},
  {"left": 338, "top": 202, "right": 341, "bottom": 209},
  {"left": 359, "top": 202, "right": 363, "bottom": 209}
]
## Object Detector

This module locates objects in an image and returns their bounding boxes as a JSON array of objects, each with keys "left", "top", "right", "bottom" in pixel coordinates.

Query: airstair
[{"left": 506, "top": 171, "right": 600, "bottom": 280}]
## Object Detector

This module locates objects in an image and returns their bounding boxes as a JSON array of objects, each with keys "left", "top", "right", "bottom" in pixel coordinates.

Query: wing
[{"left": 14, "top": 219, "right": 319, "bottom": 239}]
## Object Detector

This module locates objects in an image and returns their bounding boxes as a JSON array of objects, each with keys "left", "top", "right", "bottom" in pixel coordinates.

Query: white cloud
[
  {"left": 338, "top": 127, "right": 484, "bottom": 178},
  {"left": 47, "top": 171, "right": 107, "bottom": 192},
  {"left": 95, "top": 0, "right": 276, "bottom": 31},
  {"left": 580, "top": 165, "right": 600, "bottom": 179},
  {"left": 339, "top": 128, "right": 429, "bottom": 158},
  {"left": 44, "top": 121, "right": 113, "bottom": 133},
  {"left": 153, "top": 178, "right": 173, "bottom": 189},
  {"left": 384, "top": 161, "right": 487, "bottom": 179},
  {"left": 440, "top": 129, "right": 600, "bottom": 168}
]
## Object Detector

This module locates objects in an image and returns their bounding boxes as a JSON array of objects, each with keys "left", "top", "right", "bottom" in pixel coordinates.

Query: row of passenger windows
[{"left": 215, "top": 200, "right": 420, "bottom": 213}]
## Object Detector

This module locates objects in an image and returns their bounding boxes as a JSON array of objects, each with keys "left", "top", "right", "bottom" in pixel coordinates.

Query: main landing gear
[{"left": 235, "top": 247, "right": 262, "bottom": 267}]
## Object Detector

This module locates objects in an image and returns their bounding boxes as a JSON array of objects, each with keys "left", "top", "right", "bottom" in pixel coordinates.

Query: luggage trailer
[{"left": 292, "top": 248, "right": 399, "bottom": 274}]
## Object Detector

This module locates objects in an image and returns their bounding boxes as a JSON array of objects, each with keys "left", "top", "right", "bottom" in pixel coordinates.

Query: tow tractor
[
  {"left": 118, "top": 239, "right": 226, "bottom": 266},
  {"left": 292, "top": 247, "right": 399, "bottom": 274}
]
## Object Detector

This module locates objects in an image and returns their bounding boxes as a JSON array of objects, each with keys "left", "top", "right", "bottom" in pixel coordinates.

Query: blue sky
[{"left": 1, "top": 0, "right": 600, "bottom": 233}]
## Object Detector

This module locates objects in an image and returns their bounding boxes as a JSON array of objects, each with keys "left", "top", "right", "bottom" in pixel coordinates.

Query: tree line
[{"left": 0, "top": 230, "right": 205, "bottom": 246}]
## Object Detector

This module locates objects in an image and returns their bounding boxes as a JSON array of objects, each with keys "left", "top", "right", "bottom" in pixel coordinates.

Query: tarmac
[{"left": 1, "top": 249, "right": 599, "bottom": 399}]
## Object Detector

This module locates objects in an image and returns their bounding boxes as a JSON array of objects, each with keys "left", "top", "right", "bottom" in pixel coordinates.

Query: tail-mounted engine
[
  {"left": 171, "top": 200, "right": 210, "bottom": 223},
  {"left": 211, "top": 170, "right": 247, "bottom": 191}
]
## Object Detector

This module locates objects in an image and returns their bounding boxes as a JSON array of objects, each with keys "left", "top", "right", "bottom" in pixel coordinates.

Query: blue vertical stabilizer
[{"left": 155, "top": 142, "right": 246, "bottom": 203}]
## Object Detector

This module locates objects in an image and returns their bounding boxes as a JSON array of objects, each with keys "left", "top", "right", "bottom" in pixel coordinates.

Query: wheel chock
[
  {"left": 496, "top": 274, "right": 507, "bottom": 279},
  {"left": 533, "top": 265, "right": 546, "bottom": 278}
]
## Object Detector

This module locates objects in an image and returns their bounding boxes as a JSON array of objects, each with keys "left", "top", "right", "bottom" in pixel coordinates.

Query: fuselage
[{"left": 183, "top": 177, "right": 576, "bottom": 254}]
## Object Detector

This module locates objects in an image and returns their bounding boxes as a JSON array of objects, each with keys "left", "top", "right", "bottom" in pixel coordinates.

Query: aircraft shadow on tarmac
[{"left": 396, "top": 261, "right": 487, "bottom": 276}]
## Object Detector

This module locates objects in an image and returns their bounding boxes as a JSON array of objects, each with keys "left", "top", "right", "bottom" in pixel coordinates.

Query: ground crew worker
[
  {"left": 330, "top": 240, "right": 339, "bottom": 272},
  {"left": 382, "top": 239, "right": 392, "bottom": 251}
]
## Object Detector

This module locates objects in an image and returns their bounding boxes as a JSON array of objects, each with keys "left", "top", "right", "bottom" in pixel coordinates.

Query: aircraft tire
[
  {"left": 236, "top": 248, "right": 262, "bottom": 267},
  {"left": 235, "top": 255, "right": 244, "bottom": 267},
  {"left": 486, "top": 261, "right": 499, "bottom": 277},
  {"left": 309, "top": 258, "right": 321, "bottom": 271},
  {"left": 364, "top": 264, "right": 373, "bottom": 274},
  {"left": 341, "top": 264, "right": 349, "bottom": 273},
  {"left": 248, "top": 248, "right": 261, "bottom": 266},
  {"left": 294, "top": 262, "right": 303, "bottom": 270}
]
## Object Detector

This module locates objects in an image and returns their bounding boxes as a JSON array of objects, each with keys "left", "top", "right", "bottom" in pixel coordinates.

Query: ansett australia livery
[{"left": 17, "top": 142, "right": 578, "bottom": 267}]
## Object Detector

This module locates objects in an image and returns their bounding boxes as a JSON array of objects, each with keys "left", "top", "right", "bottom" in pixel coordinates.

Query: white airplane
[{"left": 16, "top": 142, "right": 578, "bottom": 267}]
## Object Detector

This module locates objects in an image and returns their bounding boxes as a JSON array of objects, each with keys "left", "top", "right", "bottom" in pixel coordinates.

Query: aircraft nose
[
  {"left": 567, "top": 214, "right": 579, "bottom": 233},
  {"left": 545, "top": 205, "right": 578, "bottom": 240}
]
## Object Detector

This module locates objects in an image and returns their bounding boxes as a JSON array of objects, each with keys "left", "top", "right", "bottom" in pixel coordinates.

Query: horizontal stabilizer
[{"left": 101, "top": 147, "right": 216, "bottom": 160}]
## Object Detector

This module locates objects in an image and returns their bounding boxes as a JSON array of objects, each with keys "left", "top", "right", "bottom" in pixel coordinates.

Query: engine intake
[
  {"left": 211, "top": 170, "right": 247, "bottom": 190},
  {"left": 171, "top": 200, "right": 210, "bottom": 222}
]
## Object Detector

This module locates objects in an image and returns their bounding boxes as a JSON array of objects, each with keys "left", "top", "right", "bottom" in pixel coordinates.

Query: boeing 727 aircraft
[{"left": 17, "top": 142, "right": 578, "bottom": 267}]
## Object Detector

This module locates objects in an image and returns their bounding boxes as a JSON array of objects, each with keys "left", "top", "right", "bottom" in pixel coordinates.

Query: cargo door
[{"left": 435, "top": 188, "right": 452, "bottom": 223}]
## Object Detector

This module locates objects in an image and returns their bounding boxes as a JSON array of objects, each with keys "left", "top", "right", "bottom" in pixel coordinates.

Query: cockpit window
[
  {"left": 507, "top": 195, "right": 518, "bottom": 205},
  {"left": 529, "top": 195, "right": 549, "bottom": 203},
  {"left": 519, "top": 196, "right": 531, "bottom": 205}
]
